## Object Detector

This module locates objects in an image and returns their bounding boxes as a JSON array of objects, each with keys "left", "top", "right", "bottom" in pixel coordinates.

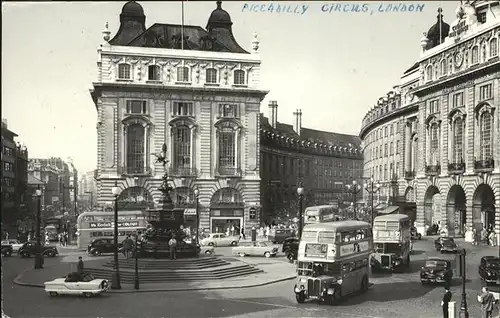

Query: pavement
[{"left": 3, "top": 236, "right": 500, "bottom": 318}]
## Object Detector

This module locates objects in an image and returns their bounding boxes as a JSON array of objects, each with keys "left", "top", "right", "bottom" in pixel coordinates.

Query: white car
[
  {"left": 45, "top": 272, "right": 109, "bottom": 297},
  {"left": 200, "top": 233, "right": 240, "bottom": 247},
  {"left": 1, "top": 240, "right": 23, "bottom": 252}
]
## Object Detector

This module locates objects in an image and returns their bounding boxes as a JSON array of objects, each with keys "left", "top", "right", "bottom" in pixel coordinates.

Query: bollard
[{"left": 449, "top": 301, "right": 456, "bottom": 318}]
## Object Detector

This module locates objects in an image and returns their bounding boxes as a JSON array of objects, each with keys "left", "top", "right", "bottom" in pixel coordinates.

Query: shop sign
[
  {"left": 184, "top": 208, "right": 196, "bottom": 216},
  {"left": 339, "top": 241, "right": 370, "bottom": 257},
  {"left": 89, "top": 221, "right": 139, "bottom": 228}
]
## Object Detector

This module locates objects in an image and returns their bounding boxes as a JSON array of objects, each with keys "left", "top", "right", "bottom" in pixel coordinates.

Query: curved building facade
[{"left": 360, "top": 1, "right": 500, "bottom": 242}]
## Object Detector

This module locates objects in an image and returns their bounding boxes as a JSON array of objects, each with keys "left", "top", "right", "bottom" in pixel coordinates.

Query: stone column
[
  {"left": 190, "top": 128, "right": 194, "bottom": 169},
  {"left": 143, "top": 124, "right": 149, "bottom": 172},
  {"left": 464, "top": 204, "right": 474, "bottom": 242},
  {"left": 123, "top": 125, "right": 128, "bottom": 170},
  {"left": 405, "top": 121, "right": 411, "bottom": 172}
]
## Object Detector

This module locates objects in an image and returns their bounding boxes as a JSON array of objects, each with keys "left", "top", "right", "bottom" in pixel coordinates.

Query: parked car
[
  {"left": 282, "top": 237, "right": 299, "bottom": 262},
  {"left": 1, "top": 239, "right": 24, "bottom": 252},
  {"left": 232, "top": 241, "right": 278, "bottom": 258},
  {"left": 410, "top": 227, "right": 422, "bottom": 240},
  {"left": 200, "top": 233, "right": 239, "bottom": 247},
  {"left": 434, "top": 237, "right": 458, "bottom": 253},
  {"left": 44, "top": 272, "right": 109, "bottom": 297},
  {"left": 1, "top": 243, "right": 13, "bottom": 257},
  {"left": 200, "top": 245, "right": 215, "bottom": 255},
  {"left": 88, "top": 238, "right": 122, "bottom": 256},
  {"left": 268, "top": 228, "right": 294, "bottom": 244},
  {"left": 18, "top": 242, "right": 58, "bottom": 258},
  {"left": 479, "top": 256, "right": 500, "bottom": 285},
  {"left": 420, "top": 257, "right": 453, "bottom": 285}
]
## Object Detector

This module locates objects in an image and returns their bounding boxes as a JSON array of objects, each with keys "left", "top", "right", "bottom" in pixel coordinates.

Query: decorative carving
[{"left": 454, "top": 51, "right": 464, "bottom": 68}]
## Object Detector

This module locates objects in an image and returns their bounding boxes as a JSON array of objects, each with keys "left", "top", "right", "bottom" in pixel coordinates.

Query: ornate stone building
[
  {"left": 261, "top": 101, "right": 363, "bottom": 223},
  {"left": 360, "top": 1, "right": 500, "bottom": 242},
  {"left": 90, "top": 1, "right": 268, "bottom": 233}
]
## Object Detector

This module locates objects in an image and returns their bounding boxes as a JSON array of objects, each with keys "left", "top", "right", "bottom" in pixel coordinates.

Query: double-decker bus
[
  {"left": 303, "top": 205, "right": 342, "bottom": 225},
  {"left": 371, "top": 214, "right": 411, "bottom": 271},
  {"left": 76, "top": 211, "right": 147, "bottom": 250},
  {"left": 44, "top": 215, "right": 65, "bottom": 241},
  {"left": 294, "top": 220, "right": 373, "bottom": 305}
]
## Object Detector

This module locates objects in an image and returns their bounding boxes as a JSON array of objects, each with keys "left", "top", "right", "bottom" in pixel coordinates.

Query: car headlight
[{"left": 487, "top": 272, "right": 492, "bottom": 276}]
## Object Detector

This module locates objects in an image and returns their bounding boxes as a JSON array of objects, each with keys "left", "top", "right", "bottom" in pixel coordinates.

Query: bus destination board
[{"left": 305, "top": 243, "right": 328, "bottom": 258}]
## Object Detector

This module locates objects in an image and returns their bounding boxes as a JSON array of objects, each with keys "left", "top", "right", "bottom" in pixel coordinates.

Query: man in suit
[
  {"left": 441, "top": 288, "right": 452, "bottom": 318},
  {"left": 479, "top": 287, "right": 497, "bottom": 318}
]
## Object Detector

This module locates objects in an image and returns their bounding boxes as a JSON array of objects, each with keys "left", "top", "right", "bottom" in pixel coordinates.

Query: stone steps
[{"left": 103, "top": 257, "right": 229, "bottom": 270}]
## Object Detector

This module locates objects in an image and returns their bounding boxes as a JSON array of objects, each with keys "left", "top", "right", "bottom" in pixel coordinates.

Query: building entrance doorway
[{"left": 446, "top": 185, "right": 466, "bottom": 237}]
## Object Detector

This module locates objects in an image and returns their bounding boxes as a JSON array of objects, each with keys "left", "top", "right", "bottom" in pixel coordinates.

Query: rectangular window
[
  {"left": 429, "top": 100, "right": 439, "bottom": 114},
  {"left": 206, "top": 68, "right": 218, "bottom": 84},
  {"left": 148, "top": 65, "right": 161, "bottom": 81},
  {"left": 479, "top": 84, "right": 492, "bottom": 100},
  {"left": 218, "top": 104, "right": 239, "bottom": 118},
  {"left": 396, "top": 140, "right": 400, "bottom": 154},
  {"left": 219, "top": 128, "right": 236, "bottom": 168},
  {"left": 390, "top": 142, "right": 394, "bottom": 156},
  {"left": 396, "top": 162, "right": 400, "bottom": 178},
  {"left": 172, "top": 102, "right": 194, "bottom": 117},
  {"left": 126, "top": 100, "right": 147, "bottom": 114},
  {"left": 384, "top": 164, "right": 387, "bottom": 179},
  {"left": 384, "top": 144, "right": 388, "bottom": 157},
  {"left": 173, "top": 127, "right": 191, "bottom": 169},
  {"left": 118, "top": 64, "right": 131, "bottom": 79},
  {"left": 177, "top": 66, "right": 190, "bottom": 82},
  {"left": 384, "top": 127, "right": 388, "bottom": 137},
  {"left": 390, "top": 163, "right": 394, "bottom": 177},
  {"left": 430, "top": 125, "right": 439, "bottom": 164},
  {"left": 452, "top": 92, "right": 464, "bottom": 108},
  {"left": 233, "top": 70, "right": 246, "bottom": 85},
  {"left": 390, "top": 124, "right": 394, "bottom": 135}
]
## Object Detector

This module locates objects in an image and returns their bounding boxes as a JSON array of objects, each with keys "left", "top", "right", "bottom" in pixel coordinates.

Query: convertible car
[
  {"left": 44, "top": 272, "right": 109, "bottom": 297},
  {"left": 232, "top": 241, "right": 278, "bottom": 258}
]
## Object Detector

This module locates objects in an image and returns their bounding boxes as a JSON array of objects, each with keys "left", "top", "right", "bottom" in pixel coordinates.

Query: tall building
[
  {"left": 260, "top": 101, "right": 363, "bottom": 222},
  {"left": 90, "top": 1, "right": 268, "bottom": 233},
  {"left": 78, "top": 170, "right": 97, "bottom": 209},
  {"left": 359, "top": 1, "right": 500, "bottom": 242},
  {"left": 1, "top": 119, "right": 29, "bottom": 236}
]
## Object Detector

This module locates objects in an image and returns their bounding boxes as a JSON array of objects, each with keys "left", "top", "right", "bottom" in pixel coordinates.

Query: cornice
[{"left": 359, "top": 103, "right": 419, "bottom": 139}]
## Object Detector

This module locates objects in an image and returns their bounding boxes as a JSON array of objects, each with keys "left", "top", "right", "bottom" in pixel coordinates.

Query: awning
[
  {"left": 184, "top": 208, "right": 196, "bottom": 216},
  {"left": 378, "top": 206, "right": 399, "bottom": 215}
]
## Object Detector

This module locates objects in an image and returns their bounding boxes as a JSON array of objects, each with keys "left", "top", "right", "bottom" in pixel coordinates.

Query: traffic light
[{"left": 249, "top": 207, "right": 257, "bottom": 219}]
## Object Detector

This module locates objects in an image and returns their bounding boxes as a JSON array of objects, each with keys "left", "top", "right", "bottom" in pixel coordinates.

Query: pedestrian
[
  {"left": 472, "top": 228, "right": 478, "bottom": 246},
  {"left": 168, "top": 236, "right": 177, "bottom": 260},
  {"left": 240, "top": 227, "right": 246, "bottom": 240},
  {"left": 77, "top": 256, "right": 84, "bottom": 274},
  {"left": 441, "top": 288, "right": 452, "bottom": 318},
  {"left": 64, "top": 232, "right": 68, "bottom": 246},
  {"left": 479, "top": 287, "right": 497, "bottom": 318},
  {"left": 59, "top": 233, "right": 63, "bottom": 246}
]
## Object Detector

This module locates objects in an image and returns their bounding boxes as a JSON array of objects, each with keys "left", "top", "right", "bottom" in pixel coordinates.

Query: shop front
[{"left": 209, "top": 187, "right": 245, "bottom": 236}]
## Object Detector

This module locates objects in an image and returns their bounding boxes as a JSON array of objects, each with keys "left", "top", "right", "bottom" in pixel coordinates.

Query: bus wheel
[
  {"left": 295, "top": 292, "right": 306, "bottom": 304},
  {"left": 360, "top": 276, "right": 368, "bottom": 293}
]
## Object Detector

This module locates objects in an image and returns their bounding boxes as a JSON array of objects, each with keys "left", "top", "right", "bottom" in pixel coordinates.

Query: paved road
[{"left": 2, "top": 237, "right": 498, "bottom": 318}]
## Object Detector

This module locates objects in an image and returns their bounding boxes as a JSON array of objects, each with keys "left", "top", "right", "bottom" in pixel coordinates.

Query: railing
[
  {"left": 169, "top": 167, "right": 199, "bottom": 177},
  {"left": 425, "top": 164, "right": 441, "bottom": 176},
  {"left": 117, "top": 165, "right": 152, "bottom": 176},
  {"left": 474, "top": 158, "right": 494, "bottom": 172},
  {"left": 404, "top": 170, "right": 415, "bottom": 180},
  {"left": 215, "top": 167, "right": 242, "bottom": 177},
  {"left": 448, "top": 162, "right": 465, "bottom": 175}
]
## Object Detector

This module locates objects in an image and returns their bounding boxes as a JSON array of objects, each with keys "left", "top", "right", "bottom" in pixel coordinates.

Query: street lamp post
[
  {"left": 34, "top": 187, "right": 43, "bottom": 269},
  {"left": 458, "top": 248, "right": 469, "bottom": 318},
  {"left": 111, "top": 183, "right": 121, "bottom": 290},
  {"left": 364, "top": 177, "right": 381, "bottom": 226},
  {"left": 297, "top": 184, "right": 304, "bottom": 238},
  {"left": 346, "top": 180, "right": 362, "bottom": 220},
  {"left": 134, "top": 233, "right": 139, "bottom": 290},
  {"left": 194, "top": 189, "right": 200, "bottom": 247}
]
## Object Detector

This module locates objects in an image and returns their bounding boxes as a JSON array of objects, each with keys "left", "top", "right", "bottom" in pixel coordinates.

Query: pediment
[
  {"left": 448, "top": 109, "right": 466, "bottom": 123},
  {"left": 122, "top": 115, "right": 152, "bottom": 126},
  {"left": 214, "top": 118, "right": 242, "bottom": 129},
  {"left": 425, "top": 114, "right": 441, "bottom": 127},
  {"left": 169, "top": 117, "right": 197, "bottom": 128}
]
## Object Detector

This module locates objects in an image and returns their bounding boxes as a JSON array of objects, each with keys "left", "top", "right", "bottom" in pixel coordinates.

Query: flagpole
[{"left": 181, "top": 0, "right": 185, "bottom": 51}]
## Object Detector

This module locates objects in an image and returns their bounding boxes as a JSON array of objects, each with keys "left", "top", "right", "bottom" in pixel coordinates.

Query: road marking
[{"left": 222, "top": 298, "right": 384, "bottom": 317}]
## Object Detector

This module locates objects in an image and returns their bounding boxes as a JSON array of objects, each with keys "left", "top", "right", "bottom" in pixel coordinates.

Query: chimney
[
  {"left": 293, "top": 109, "right": 302, "bottom": 136},
  {"left": 268, "top": 100, "right": 278, "bottom": 128}
]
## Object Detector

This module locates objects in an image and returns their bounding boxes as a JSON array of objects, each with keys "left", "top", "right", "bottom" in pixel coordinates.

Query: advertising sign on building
[
  {"left": 339, "top": 241, "right": 370, "bottom": 257},
  {"left": 89, "top": 221, "right": 139, "bottom": 228}
]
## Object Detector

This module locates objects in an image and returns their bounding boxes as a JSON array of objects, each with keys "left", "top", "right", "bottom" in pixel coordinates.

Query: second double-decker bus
[
  {"left": 294, "top": 220, "right": 374, "bottom": 305},
  {"left": 76, "top": 211, "right": 147, "bottom": 250},
  {"left": 371, "top": 214, "right": 411, "bottom": 272},
  {"left": 303, "top": 205, "right": 342, "bottom": 225}
]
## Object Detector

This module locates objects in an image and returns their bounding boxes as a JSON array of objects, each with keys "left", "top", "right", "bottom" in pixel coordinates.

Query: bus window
[
  {"left": 318, "top": 231, "right": 335, "bottom": 244},
  {"left": 301, "top": 231, "right": 317, "bottom": 243},
  {"left": 354, "top": 259, "right": 368, "bottom": 270},
  {"left": 298, "top": 261, "right": 313, "bottom": 276},
  {"left": 323, "top": 262, "right": 341, "bottom": 276}
]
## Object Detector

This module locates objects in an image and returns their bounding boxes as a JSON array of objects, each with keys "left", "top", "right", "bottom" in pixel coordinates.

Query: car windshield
[
  {"left": 81, "top": 273, "right": 95, "bottom": 282},
  {"left": 259, "top": 242, "right": 268, "bottom": 247},
  {"left": 442, "top": 238, "right": 454, "bottom": 243},
  {"left": 426, "top": 260, "right": 447, "bottom": 268},
  {"left": 486, "top": 259, "right": 500, "bottom": 268}
]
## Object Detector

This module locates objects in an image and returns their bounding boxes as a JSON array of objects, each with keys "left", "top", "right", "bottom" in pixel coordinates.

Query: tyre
[
  {"left": 83, "top": 292, "right": 93, "bottom": 298},
  {"left": 360, "top": 276, "right": 368, "bottom": 293},
  {"left": 208, "top": 242, "right": 215, "bottom": 247},
  {"left": 204, "top": 250, "right": 212, "bottom": 255},
  {"left": 238, "top": 253, "right": 245, "bottom": 257},
  {"left": 20, "top": 251, "right": 29, "bottom": 258},
  {"left": 295, "top": 292, "right": 306, "bottom": 304},
  {"left": 49, "top": 292, "right": 58, "bottom": 297},
  {"left": 91, "top": 249, "right": 101, "bottom": 256},
  {"left": 230, "top": 241, "right": 238, "bottom": 246},
  {"left": 264, "top": 252, "right": 271, "bottom": 258},
  {"left": 287, "top": 254, "right": 294, "bottom": 263},
  {"left": 46, "top": 251, "right": 55, "bottom": 258}
]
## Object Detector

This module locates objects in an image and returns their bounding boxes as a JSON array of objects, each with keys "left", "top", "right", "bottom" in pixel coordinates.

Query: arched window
[
  {"left": 471, "top": 46, "right": 479, "bottom": 64},
  {"left": 452, "top": 117, "right": 464, "bottom": 163},
  {"left": 426, "top": 65, "right": 433, "bottom": 82},
  {"left": 490, "top": 38, "right": 498, "bottom": 57},
  {"left": 177, "top": 66, "right": 190, "bottom": 82},
  {"left": 479, "top": 111, "right": 492, "bottom": 160},
  {"left": 206, "top": 68, "right": 218, "bottom": 84},
  {"left": 172, "top": 126, "right": 191, "bottom": 170},
  {"left": 440, "top": 59, "right": 447, "bottom": 77},
  {"left": 118, "top": 63, "right": 131, "bottom": 79},
  {"left": 126, "top": 124, "right": 145, "bottom": 174},
  {"left": 233, "top": 70, "right": 246, "bottom": 85},
  {"left": 429, "top": 124, "right": 439, "bottom": 165},
  {"left": 148, "top": 65, "right": 161, "bottom": 81}
]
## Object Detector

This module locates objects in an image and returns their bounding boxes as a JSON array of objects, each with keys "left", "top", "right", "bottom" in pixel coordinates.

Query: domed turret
[
  {"left": 110, "top": 1, "right": 147, "bottom": 45},
  {"left": 426, "top": 8, "right": 450, "bottom": 49},
  {"left": 206, "top": 1, "right": 233, "bottom": 31}
]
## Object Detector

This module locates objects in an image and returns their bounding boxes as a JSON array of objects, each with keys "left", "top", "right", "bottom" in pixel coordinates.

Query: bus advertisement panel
[
  {"left": 371, "top": 214, "right": 411, "bottom": 271},
  {"left": 76, "top": 211, "right": 147, "bottom": 250},
  {"left": 294, "top": 221, "right": 373, "bottom": 305},
  {"left": 303, "top": 205, "right": 341, "bottom": 225}
]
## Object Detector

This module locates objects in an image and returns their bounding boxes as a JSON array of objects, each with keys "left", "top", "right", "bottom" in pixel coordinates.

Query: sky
[{"left": 2, "top": 1, "right": 460, "bottom": 174}]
